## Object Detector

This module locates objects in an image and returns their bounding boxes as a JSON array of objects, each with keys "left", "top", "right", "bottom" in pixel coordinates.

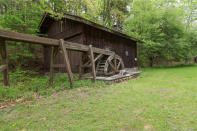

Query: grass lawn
[{"left": 1, "top": 65, "right": 197, "bottom": 130}]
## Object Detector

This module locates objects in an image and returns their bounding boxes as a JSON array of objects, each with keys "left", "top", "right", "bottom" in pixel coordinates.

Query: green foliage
[
  {"left": 0, "top": 0, "right": 45, "bottom": 67},
  {"left": 124, "top": 0, "right": 197, "bottom": 66},
  {"left": 0, "top": 69, "right": 106, "bottom": 101},
  {"left": 0, "top": 0, "right": 197, "bottom": 68}
]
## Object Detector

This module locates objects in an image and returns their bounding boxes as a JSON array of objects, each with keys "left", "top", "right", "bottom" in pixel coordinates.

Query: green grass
[
  {"left": 0, "top": 68, "right": 106, "bottom": 101},
  {"left": 1, "top": 65, "right": 197, "bottom": 130}
]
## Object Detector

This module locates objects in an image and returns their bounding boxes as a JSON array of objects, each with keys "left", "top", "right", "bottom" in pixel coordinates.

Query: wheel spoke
[{"left": 117, "top": 61, "right": 121, "bottom": 69}]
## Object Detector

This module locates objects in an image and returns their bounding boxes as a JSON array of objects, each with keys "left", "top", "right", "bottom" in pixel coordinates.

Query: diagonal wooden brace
[
  {"left": 60, "top": 39, "right": 74, "bottom": 88},
  {"left": 89, "top": 45, "right": 96, "bottom": 82}
]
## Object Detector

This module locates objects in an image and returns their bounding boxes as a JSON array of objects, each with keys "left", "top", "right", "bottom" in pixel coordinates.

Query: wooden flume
[{"left": 0, "top": 29, "right": 124, "bottom": 87}]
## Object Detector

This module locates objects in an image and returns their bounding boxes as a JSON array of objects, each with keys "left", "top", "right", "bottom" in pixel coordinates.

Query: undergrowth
[{"left": 0, "top": 69, "right": 106, "bottom": 101}]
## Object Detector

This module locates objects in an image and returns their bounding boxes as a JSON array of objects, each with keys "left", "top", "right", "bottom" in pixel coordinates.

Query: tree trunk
[{"left": 149, "top": 57, "right": 154, "bottom": 67}]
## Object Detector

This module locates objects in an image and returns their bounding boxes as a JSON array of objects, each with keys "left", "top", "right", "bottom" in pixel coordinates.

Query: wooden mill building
[{"left": 39, "top": 13, "right": 139, "bottom": 72}]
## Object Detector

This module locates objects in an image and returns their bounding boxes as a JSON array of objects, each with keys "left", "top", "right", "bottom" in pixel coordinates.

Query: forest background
[{"left": 0, "top": 0, "right": 197, "bottom": 68}]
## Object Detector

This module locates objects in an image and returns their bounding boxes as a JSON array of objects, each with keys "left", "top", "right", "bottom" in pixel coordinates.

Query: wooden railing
[{"left": 0, "top": 29, "right": 116, "bottom": 87}]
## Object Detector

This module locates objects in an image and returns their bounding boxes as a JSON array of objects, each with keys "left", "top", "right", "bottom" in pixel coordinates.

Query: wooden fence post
[
  {"left": 49, "top": 46, "right": 54, "bottom": 85},
  {"left": 89, "top": 45, "right": 96, "bottom": 82},
  {"left": 60, "top": 39, "right": 74, "bottom": 88},
  {"left": 78, "top": 52, "right": 83, "bottom": 80},
  {"left": 0, "top": 39, "right": 10, "bottom": 86}
]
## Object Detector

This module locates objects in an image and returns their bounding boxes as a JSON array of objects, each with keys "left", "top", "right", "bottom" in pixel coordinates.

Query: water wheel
[{"left": 96, "top": 55, "right": 124, "bottom": 76}]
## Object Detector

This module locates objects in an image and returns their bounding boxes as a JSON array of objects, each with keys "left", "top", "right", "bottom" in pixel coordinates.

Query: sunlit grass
[{"left": 1, "top": 65, "right": 197, "bottom": 130}]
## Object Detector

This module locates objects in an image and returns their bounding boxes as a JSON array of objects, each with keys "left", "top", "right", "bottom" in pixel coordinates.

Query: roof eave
[{"left": 39, "top": 12, "right": 140, "bottom": 42}]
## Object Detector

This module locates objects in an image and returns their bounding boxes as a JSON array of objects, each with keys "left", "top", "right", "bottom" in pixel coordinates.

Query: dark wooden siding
[
  {"left": 44, "top": 19, "right": 83, "bottom": 72},
  {"left": 43, "top": 18, "right": 137, "bottom": 72},
  {"left": 83, "top": 25, "right": 137, "bottom": 68}
]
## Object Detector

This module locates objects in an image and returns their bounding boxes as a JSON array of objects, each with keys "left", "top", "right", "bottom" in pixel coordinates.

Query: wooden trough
[{"left": 0, "top": 29, "right": 137, "bottom": 87}]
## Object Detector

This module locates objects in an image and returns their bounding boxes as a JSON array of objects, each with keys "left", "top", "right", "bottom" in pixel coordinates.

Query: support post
[
  {"left": 0, "top": 39, "right": 9, "bottom": 86},
  {"left": 89, "top": 45, "right": 96, "bottom": 82},
  {"left": 78, "top": 53, "right": 83, "bottom": 80},
  {"left": 49, "top": 46, "right": 54, "bottom": 85},
  {"left": 60, "top": 39, "right": 74, "bottom": 88}
]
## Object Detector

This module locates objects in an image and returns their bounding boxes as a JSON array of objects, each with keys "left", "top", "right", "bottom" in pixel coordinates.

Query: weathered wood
[
  {"left": 49, "top": 46, "right": 54, "bottom": 84},
  {"left": 39, "top": 13, "right": 139, "bottom": 42},
  {"left": 117, "top": 61, "right": 121, "bottom": 69},
  {"left": 78, "top": 53, "right": 83, "bottom": 80},
  {"left": 0, "top": 40, "right": 9, "bottom": 86},
  {"left": 82, "top": 65, "right": 91, "bottom": 68},
  {"left": 0, "top": 29, "right": 128, "bottom": 86},
  {"left": 0, "top": 65, "right": 6, "bottom": 72},
  {"left": 64, "top": 41, "right": 114, "bottom": 55},
  {"left": 0, "top": 29, "right": 115, "bottom": 56},
  {"left": 83, "top": 61, "right": 91, "bottom": 67},
  {"left": 89, "top": 45, "right": 96, "bottom": 82},
  {"left": 108, "top": 61, "right": 119, "bottom": 73},
  {"left": 0, "top": 29, "right": 59, "bottom": 46},
  {"left": 53, "top": 29, "right": 82, "bottom": 40},
  {"left": 94, "top": 54, "right": 103, "bottom": 62},
  {"left": 96, "top": 55, "right": 124, "bottom": 76},
  {"left": 60, "top": 39, "right": 74, "bottom": 87},
  {"left": 114, "top": 54, "right": 117, "bottom": 70},
  {"left": 53, "top": 64, "right": 65, "bottom": 68}
]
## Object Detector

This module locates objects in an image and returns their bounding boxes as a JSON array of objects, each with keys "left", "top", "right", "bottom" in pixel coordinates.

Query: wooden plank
[
  {"left": 53, "top": 29, "right": 82, "bottom": 40},
  {"left": 60, "top": 39, "right": 74, "bottom": 88},
  {"left": 0, "top": 65, "right": 6, "bottom": 72},
  {"left": 0, "top": 29, "right": 59, "bottom": 46},
  {"left": 49, "top": 46, "right": 54, "bottom": 85},
  {"left": 0, "top": 40, "right": 9, "bottom": 86},
  {"left": 63, "top": 41, "right": 114, "bottom": 55},
  {"left": 53, "top": 64, "right": 65, "bottom": 68},
  {"left": 89, "top": 45, "right": 96, "bottom": 82}
]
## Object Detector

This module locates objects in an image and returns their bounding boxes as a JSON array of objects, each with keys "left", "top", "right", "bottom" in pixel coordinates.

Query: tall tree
[{"left": 124, "top": 0, "right": 197, "bottom": 66}]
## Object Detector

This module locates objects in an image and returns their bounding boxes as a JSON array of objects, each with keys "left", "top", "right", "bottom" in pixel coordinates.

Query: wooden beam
[
  {"left": 0, "top": 40, "right": 9, "bottom": 86},
  {"left": 83, "top": 60, "right": 91, "bottom": 67},
  {"left": 60, "top": 39, "right": 74, "bottom": 88},
  {"left": 108, "top": 61, "right": 119, "bottom": 73},
  {"left": 0, "top": 29, "right": 59, "bottom": 46},
  {"left": 89, "top": 45, "right": 96, "bottom": 82},
  {"left": 78, "top": 53, "right": 83, "bottom": 80},
  {"left": 0, "top": 65, "right": 6, "bottom": 72},
  {"left": 63, "top": 41, "right": 114, "bottom": 55},
  {"left": 94, "top": 54, "right": 103, "bottom": 62},
  {"left": 0, "top": 29, "right": 115, "bottom": 56},
  {"left": 53, "top": 29, "right": 82, "bottom": 40},
  {"left": 49, "top": 46, "right": 54, "bottom": 85}
]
